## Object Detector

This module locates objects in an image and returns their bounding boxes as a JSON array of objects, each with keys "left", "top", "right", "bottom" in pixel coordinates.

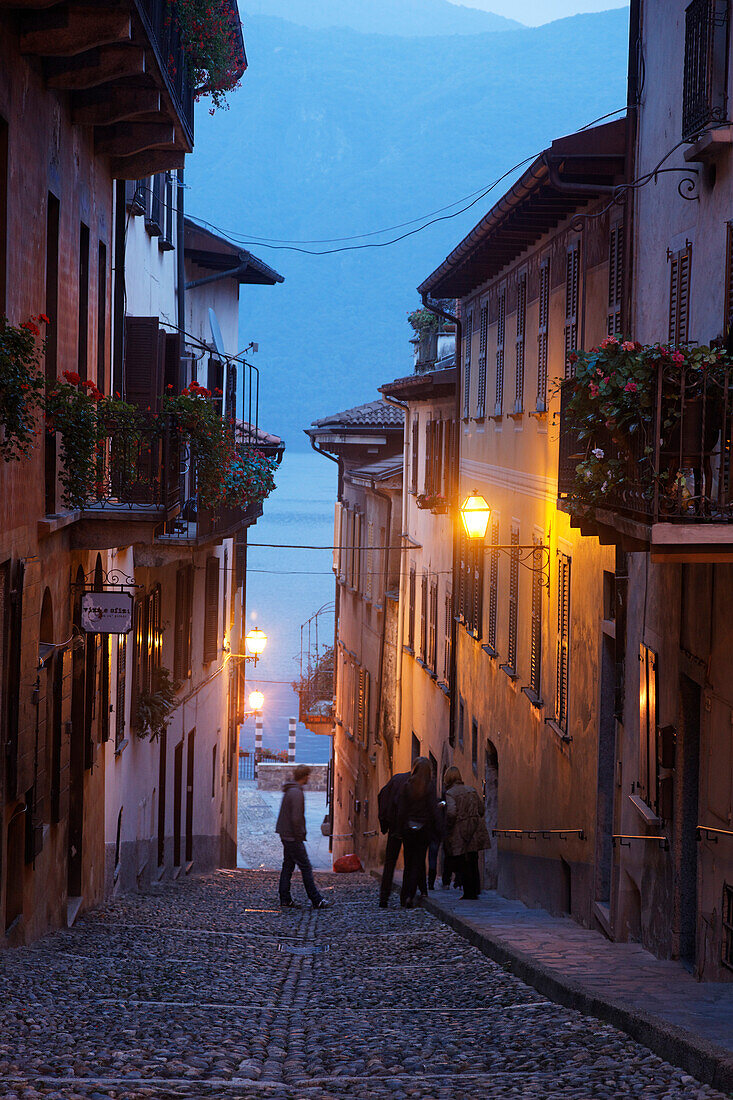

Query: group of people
[{"left": 378, "top": 757, "right": 492, "bottom": 909}]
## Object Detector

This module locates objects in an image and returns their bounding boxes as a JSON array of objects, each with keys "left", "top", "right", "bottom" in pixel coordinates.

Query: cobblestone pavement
[
  {"left": 0, "top": 870, "right": 729, "bottom": 1099},
  {"left": 237, "top": 781, "right": 331, "bottom": 871}
]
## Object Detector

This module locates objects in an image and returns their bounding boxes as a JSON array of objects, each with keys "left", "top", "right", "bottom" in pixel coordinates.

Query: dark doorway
[
  {"left": 173, "top": 739, "right": 183, "bottom": 867},
  {"left": 484, "top": 740, "right": 498, "bottom": 889},
  {"left": 595, "top": 634, "right": 616, "bottom": 906},
  {"left": 411, "top": 732, "right": 420, "bottom": 765},
  {"left": 679, "top": 674, "right": 701, "bottom": 969},
  {"left": 68, "top": 569, "right": 86, "bottom": 900},
  {"left": 185, "top": 728, "right": 195, "bottom": 864},
  {"left": 157, "top": 730, "right": 167, "bottom": 868}
]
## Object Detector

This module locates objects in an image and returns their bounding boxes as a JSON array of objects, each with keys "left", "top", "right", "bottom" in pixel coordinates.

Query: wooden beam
[
  {"left": 21, "top": 7, "right": 131, "bottom": 56},
  {"left": 95, "top": 122, "right": 176, "bottom": 157},
  {"left": 72, "top": 86, "right": 161, "bottom": 127},
  {"left": 108, "top": 149, "right": 185, "bottom": 180},
  {"left": 0, "top": 0, "right": 61, "bottom": 8},
  {"left": 46, "top": 45, "right": 145, "bottom": 90}
]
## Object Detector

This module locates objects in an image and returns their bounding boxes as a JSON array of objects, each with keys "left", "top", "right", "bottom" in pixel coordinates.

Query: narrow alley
[{"left": 0, "top": 870, "right": 727, "bottom": 1100}]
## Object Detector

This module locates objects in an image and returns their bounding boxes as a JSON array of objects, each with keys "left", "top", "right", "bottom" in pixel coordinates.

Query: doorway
[
  {"left": 484, "top": 740, "right": 498, "bottom": 889},
  {"left": 68, "top": 568, "right": 87, "bottom": 900},
  {"left": 595, "top": 634, "right": 616, "bottom": 908},
  {"left": 679, "top": 675, "right": 700, "bottom": 969},
  {"left": 157, "top": 730, "right": 167, "bottom": 868},
  {"left": 173, "top": 739, "right": 183, "bottom": 868},
  {"left": 185, "top": 728, "right": 195, "bottom": 864}
]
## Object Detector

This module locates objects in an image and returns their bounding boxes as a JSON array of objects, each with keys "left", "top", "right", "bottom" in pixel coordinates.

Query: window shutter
[
  {"left": 556, "top": 554, "right": 571, "bottom": 731},
  {"left": 366, "top": 522, "right": 374, "bottom": 601},
  {"left": 607, "top": 222, "right": 624, "bottom": 336},
  {"left": 495, "top": 290, "right": 505, "bottom": 415},
  {"left": 420, "top": 573, "right": 428, "bottom": 661},
  {"left": 203, "top": 557, "right": 220, "bottom": 664},
  {"left": 487, "top": 520, "right": 499, "bottom": 651},
  {"left": 408, "top": 565, "right": 416, "bottom": 650},
  {"left": 463, "top": 310, "right": 472, "bottom": 418},
  {"left": 458, "top": 532, "right": 466, "bottom": 622},
  {"left": 726, "top": 222, "right": 733, "bottom": 332},
  {"left": 131, "top": 595, "right": 145, "bottom": 727},
  {"left": 124, "top": 316, "right": 162, "bottom": 411},
  {"left": 638, "top": 644, "right": 659, "bottom": 808},
  {"left": 669, "top": 243, "right": 692, "bottom": 344},
  {"left": 115, "top": 634, "right": 127, "bottom": 749},
  {"left": 564, "top": 243, "right": 580, "bottom": 377},
  {"left": 537, "top": 260, "right": 550, "bottom": 411},
  {"left": 424, "top": 418, "right": 432, "bottom": 494},
  {"left": 429, "top": 580, "right": 438, "bottom": 671},
  {"left": 515, "top": 274, "right": 527, "bottom": 413},
  {"left": 443, "top": 590, "right": 452, "bottom": 681},
  {"left": 411, "top": 415, "right": 419, "bottom": 492},
  {"left": 477, "top": 302, "right": 488, "bottom": 418},
  {"left": 507, "top": 526, "right": 519, "bottom": 672},
  {"left": 529, "top": 537, "right": 543, "bottom": 698},
  {"left": 472, "top": 540, "right": 483, "bottom": 639}
]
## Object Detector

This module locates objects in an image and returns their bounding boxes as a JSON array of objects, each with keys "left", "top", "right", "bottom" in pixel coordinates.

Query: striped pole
[
  {"left": 255, "top": 715, "right": 263, "bottom": 763},
  {"left": 288, "top": 717, "right": 297, "bottom": 763}
]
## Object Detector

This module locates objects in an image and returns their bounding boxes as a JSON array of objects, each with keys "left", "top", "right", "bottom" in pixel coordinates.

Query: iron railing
[
  {"left": 682, "top": 0, "right": 730, "bottom": 141},
  {"left": 558, "top": 362, "right": 733, "bottom": 524},
  {"left": 81, "top": 420, "right": 181, "bottom": 513},
  {"left": 135, "top": 0, "right": 195, "bottom": 144}
]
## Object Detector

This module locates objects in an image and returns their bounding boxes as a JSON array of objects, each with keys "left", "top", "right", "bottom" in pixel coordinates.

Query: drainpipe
[
  {"left": 625, "top": 0, "right": 642, "bottom": 339},
  {"left": 382, "top": 392, "right": 409, "bottom": 768},
  {"left": 176, "top": 167, "right": 186, "bottom": 390},
  {"left": 420, "top": 294, "right": 461, "bottom": 757},
  {"left": 309, "top": 436, "right": 342, "bottom": 848}
]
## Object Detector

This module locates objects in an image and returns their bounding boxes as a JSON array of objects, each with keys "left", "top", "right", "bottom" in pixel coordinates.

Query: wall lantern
[
  {"left": 460, "top": 490, "right": 492, "bottom": 540},
  {"left": 459, "top": 488, "right": 550, "bottom": 592},
  {"left": 248, "top": 690, "right": 265, "bottom": 713},
  {"left": 245, "top": 628, "right": 268, "bottom": 659}
]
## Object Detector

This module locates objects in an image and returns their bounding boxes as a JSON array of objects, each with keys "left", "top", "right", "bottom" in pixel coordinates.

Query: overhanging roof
[
  {"left": 418, "top": 119, "right": 626, "bottom": 300},
  {"left": 307, "top": 399, "right": 404, "bottom": 435},
  {"left": 184, "top": 218, "right": 284, "bottom": 286},
  {"left": 380, "top": 367, "right": 456, "bottom": 402}
]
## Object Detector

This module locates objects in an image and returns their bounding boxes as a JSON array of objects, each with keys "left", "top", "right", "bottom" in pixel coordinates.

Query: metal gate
[{"left": 238, "top": 751, "right": 256, "bottom": 781}]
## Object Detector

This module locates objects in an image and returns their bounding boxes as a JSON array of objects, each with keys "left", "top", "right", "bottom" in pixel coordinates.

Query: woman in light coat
[{"left": 443, "top": 766, "right": 491, "bottom": 900}]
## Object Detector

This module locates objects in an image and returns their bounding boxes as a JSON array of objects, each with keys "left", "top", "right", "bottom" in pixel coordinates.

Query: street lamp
[
  {"left": 460, "top": 490, "right": 492, "bottom": 540},
  {"left": 248, "top": 690, "right": 265, "bottom": 713},
  {"left": 245, "top": 628, "right": 268, "bottom": 662}
]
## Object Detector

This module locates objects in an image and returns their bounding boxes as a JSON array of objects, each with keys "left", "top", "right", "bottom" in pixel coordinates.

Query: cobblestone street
[{"left": 0, "top": 871, "right": 729, "bottom": 1099}]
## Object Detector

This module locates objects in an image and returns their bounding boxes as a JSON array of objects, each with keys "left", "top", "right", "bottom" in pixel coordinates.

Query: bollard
[
  {"left": 255, "top": 715, "right": 263, "bottom": 776},
  {"left": 288, "top": 717, "right": 296, "bottom": 763}
]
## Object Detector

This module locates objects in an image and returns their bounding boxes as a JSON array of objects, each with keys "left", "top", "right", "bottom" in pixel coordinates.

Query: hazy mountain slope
[
  {"left": 186, "top": 10, "right": 629, "bottom": 447},
  {"left": 240, "top": 0, "right": 522, "bottom": 36}
]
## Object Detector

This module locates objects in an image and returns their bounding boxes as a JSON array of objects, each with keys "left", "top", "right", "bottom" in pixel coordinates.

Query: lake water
[{"left": 242, "top": 449, "right": 337, "bottom": 765}]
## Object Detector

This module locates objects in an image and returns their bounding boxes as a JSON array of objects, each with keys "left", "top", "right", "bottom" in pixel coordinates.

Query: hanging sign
[{"left": 81, "top": 592, "right": 134, "bottom": 634}]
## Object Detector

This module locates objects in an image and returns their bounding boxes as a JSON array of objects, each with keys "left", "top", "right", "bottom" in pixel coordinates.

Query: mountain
[
  {"left": 240, "top": 0, "right": 522, "bottom": 36},
  {"left": 186, "top": 9, "right": 630, "bottom": 448}
]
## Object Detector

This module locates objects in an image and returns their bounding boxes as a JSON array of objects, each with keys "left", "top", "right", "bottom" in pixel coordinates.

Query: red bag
[{"left": 333, "top": 853, "right": 363, "bottom": 873}]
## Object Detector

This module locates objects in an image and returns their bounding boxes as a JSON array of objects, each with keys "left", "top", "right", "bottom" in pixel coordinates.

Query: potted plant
[
  {"left": 135, "top": 667, "right": 179, "bottom": 741},
  {"left": 169, "top": 0, "right": 246, "bottom": 111},
  {"left": 0, "top": 315, "right": 47, "bottom": 461}
]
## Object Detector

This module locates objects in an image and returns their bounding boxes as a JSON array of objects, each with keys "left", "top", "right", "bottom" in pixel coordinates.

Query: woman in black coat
[{"left": 397, "top": 757, "right": 440, "bottom": 908}]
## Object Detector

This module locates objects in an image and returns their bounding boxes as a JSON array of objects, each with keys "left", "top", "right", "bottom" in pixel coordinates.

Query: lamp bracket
[{"left": 482, "top": 543, "right": 550, "bottom": 593}]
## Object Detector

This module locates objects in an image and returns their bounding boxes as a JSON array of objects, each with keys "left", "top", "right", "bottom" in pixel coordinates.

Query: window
[
  {"left": 160, "top": 173, "right": 176, "bottom": 252},
  {"left": 365, "top": 522, "right": 374, "bottom": 601},
  {"left": 463, "top": 309, "right": 473, "bottom": 418},
  {"left": 460, "top": 535, "right": 483, "bottom": 638},
  {"left": 0, "top": 115, "right": 7, "bottom": 316},
  {"left": 477, "top": 302, "right": 488, "bottom": 418},
  {"left": 411, "top": 732, "right": 421, "bottom": 765},
  {"left": 723, "top": 882, "right": 733, "bottom": 972},
  {"left": 495, "top": 289, "right": 506, "bottom": 416},
  {"left": 45, "top": 193, "right": 60, "bottom": 514},
  {"left": 420, "top": 573, "right": 428, "bottom": 661},
  {"left": 443, "top": 590, "right": 452, "bottom": 682},
  {"left": 487, "top": 520, "right": 499, "bottom": 654},
  {"left": 424, "top": 418, "right": 445, "bottom": 499},
  {"left": 146, "top": 174, "right": 163, "bottom": 236},
  {"left": 669, "top": 243, "right": 692, "bottom": 344},
  {"left": 429, "top": 579, "right": 438, "bottom": 674},
  {"left": 725, "top": 222, "right": 733, "bottom": 332},
  {"left": 505, "top": 526, "right": 520, "bottom": 675},
  {"left": 608, "top": 222, "right": 624, "bottom": 337},
  {"left": 411, "top": 415, "right": 419, "bottom": 491},
  {"left": 115, "top": 634, "right": 127, "bottom": 750},
  {"left": 514, "top": 274, "right": 527, "bottom": 413},
  {"left": 471, "top": 718, "right": 478, "bottom": 774},
  {"left": 96, "top": 241, "right": 107, "bottom": 392},
  {"left": 537, "top": 259, "right": 549, "bottom": 412},
  {"left": 78, "top": 223, "right": 90, "bottom": 379},
  {"left": 458, "top": 699, "right": 465, "bottom": 750},
  {"left": 222, "top": 549, "right": 229, "bottom": 643},
  {"left": 682, "top": 0, "right": 730, "bottom": 142},
  {"left": 357, "top": 667, "right": 370, "bottom": 745},
  {"left": 556, "top": 553, "right": 572, "bottom": 733},
  {"left": 203, "top": 557, "right": 220, "bottom": 664},
  {"left": 638, "top": 643, "right": 658, "bottom": 808},
  {"left": 408, "top": 565, "right": 416, "bottom": 651},
  {"left": 146, "top": 584, "right": 161, "bottom": 691},
  {"left": 174, "top": 565, "right": 193, "bottom": 681},
  {"left": 131, "top": 596, "right": 145, "bottom": 723},
  {"left": 529, "top": 537, "right": 543, "bottom": 701},
  {"left": 565, "top": 242, "right": 580, "bottom": 377}
]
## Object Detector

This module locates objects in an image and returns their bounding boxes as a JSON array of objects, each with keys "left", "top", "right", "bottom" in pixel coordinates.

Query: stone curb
[{"left": 370, "top": 870, "right": 733, "bottom": 1097}]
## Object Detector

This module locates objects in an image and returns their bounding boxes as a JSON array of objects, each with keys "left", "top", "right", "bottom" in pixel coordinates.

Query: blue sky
[{"left": 451, "top": 0, "right": 628, "bottom": 25}]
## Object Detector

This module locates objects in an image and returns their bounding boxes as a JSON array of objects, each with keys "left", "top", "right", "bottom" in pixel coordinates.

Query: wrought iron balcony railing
[
  {"left": 80, "top": 419, "right": 181, "bottom": 514},
  {"left": 558, "top": 362, "right": 733, "bottom": 525},
  {"left": 682, "top": 0, "right": 730, "bottom": 142},
  {"left": 135, "top": 0, "right": 195, "bottom": 145}
]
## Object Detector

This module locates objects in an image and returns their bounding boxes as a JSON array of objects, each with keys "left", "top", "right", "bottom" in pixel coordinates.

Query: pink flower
[
  {"left": 671, "top": 351, "right": 685, "bottom": 364},
  {"left": 600, "top": 335, "right": 618, "bottom": 348},
  {"left": 624, "top": 381, "right": 637, "bottom": 393},
  {"left": 622, "top": 341, "right": 636, "bottom": 352}
]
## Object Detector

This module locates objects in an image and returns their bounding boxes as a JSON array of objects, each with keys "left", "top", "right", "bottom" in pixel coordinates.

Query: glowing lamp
[
  {"left": 245, "top": 628, "right": 268, "bottom": 657},
  {"left": 248, "top": 690, "right": 265, "bottom": 712},
  {"left": 460, "top": 490, "right": 491, "bottom": 540}
]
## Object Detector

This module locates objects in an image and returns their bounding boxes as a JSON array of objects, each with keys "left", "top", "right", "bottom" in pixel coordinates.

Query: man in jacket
[
  {"left": 276, "top": 765, "right": 329, "bottom": 909},
  {"left": 377, "top": 770, "right": 410, "bottom": 908}
]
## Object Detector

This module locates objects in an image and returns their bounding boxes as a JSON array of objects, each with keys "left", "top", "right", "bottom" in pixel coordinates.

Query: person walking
[
  {"left": 396, "top": 757, "right": 440, "bottom": 908},
  {"left": 443, "top": 766, "right": 491, "bottom": 901},
  {"left": 276, "top": 764, "right": 329, "bottom": 909},
  {"left": 377, "top": 769, "right": 410, "bottom": 908}
]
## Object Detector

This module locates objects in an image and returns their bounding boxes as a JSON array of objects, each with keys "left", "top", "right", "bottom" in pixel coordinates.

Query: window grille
[
  {"left": 529, "top": 537, "right": 543, "bottom": 699},
  {"left": 420, "top": 573, "right": 428, "bottom": 661},
  {"left": 411, "top": 415, "right": 419, "bottom": 491},
  {"left": 495, "top": 290, "right": 506, "bottom": 415},
  {"left": 537, "top": 260, "right": 550, "bottom": 411},
  {"left": 463, "top": 310, "right": 473, "bottom": 418},
  {"left": 515, "top": 274, "right": 527, "bottom": 413},
  {"left": 608, "top": 222, "right": 624, "bottom": 336},
  {"left": 477, "top": 302, "right": 488, "bottom": 418},
  {"left": 682, "top": 0, "right": 730, "bottom": 142},
  {"left": 565, "top": 244, "right": 580, "bottom": 377},
  {"left": 669, "top": 244, "right": 692, "bottom": 344},
  {"left": 723, "top": 882, "right": 733, "bottom": 971},
  {"left": 556, "top": 553, "right": 572, "bottom": 733},
  {"left": 507, "top": 526, "right": 519, "bottom": 673},
  {"left": 408, "top": 566, "right": 416, "bottom": 650},
  {"left": 487, "top": 520, "right": 499, "bottom": 652},
  {"left": 638, "top": 643, "right": 658, "bottom": 808}
]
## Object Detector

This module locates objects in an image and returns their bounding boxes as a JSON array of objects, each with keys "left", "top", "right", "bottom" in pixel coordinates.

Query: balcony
[
  {"left": 558, "top": 356, "right": 733, "bottom": 561},
  {"left": 682, "top": 0, "right": 730, "bottom": 150},
  {"left": 42, "top": 418, "right": 182, "bottom": 548}
]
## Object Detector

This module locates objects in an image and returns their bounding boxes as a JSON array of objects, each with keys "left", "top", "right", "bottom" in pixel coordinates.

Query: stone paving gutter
[{"left": 378, "top": 875, "right": 733, "bottom": 1096}]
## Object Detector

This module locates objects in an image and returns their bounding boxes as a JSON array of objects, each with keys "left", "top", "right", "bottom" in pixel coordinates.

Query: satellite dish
[{"left": 209, "top": 308, "right": 226, "bottom": 358}]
